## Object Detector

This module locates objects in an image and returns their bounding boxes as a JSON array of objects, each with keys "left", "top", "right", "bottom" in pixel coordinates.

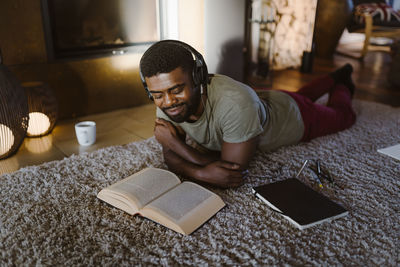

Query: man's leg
[
  {"left": 295, "top": 75, "right": 335, "bottom": 102},
  {"left": 295, "top": 64, "right": 354, "bottom": 102},
  {"left": 309, "top": 84, "right": 356, "bottom": 139},
  {"left": 286, "top": 83, "right": 356, "bottom": 142}
]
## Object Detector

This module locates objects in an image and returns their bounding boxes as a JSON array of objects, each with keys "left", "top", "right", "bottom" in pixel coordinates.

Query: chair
[{"left": 337, "top": 0, "right": 400, "bottom": 60}]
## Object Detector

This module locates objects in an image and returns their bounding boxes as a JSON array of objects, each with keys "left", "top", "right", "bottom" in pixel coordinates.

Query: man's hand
[
  {"left": 196, "top": 161, "right": 246, "bottom": 188},
  {"left": 154, "top": 118, "right": 184, "bottom": 149}
]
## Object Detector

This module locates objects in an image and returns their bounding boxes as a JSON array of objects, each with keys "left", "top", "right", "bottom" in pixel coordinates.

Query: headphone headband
[{"left": 139, "top": 40, "right": 208, "bottom": 100}]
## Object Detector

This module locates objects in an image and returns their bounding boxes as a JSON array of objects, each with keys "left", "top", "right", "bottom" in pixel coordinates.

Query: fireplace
[{"left": 41, "top": 0, "right": 160, "bottom": 61}]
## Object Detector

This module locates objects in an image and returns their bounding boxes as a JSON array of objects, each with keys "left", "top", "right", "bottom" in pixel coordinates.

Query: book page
[
  {"left": 378, "top": 144, "right": 400, "bottom": 161},
  {"left": 141, "top": 182, "right": 225, "bottom": 235},
  {"left": 98, "top": 168, "right": 181, "bottom": 213}
]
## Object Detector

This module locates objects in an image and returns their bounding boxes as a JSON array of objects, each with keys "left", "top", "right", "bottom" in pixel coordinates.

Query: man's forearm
[
  {"left": 163, "top": 148, "right": 204, "bottom": 182},
  {"left": 154, "top": 119, "right": 218, "bottom": 166},
  {"left": 162, "top": 148, "right": 244, "bottom": 188},
  {"left": 165, "top": 137, "right": 218, "bottom": 166},
  {"left": 154, "top": 119, "right": 246, "bottom": 187}
]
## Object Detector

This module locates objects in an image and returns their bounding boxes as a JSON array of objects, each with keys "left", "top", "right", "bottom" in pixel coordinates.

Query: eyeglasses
[{"left": 296, "top": 159, "right": 343, "bottom": 190}]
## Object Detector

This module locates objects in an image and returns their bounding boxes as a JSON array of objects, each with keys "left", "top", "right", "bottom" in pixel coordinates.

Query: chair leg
[{"left": 360, "top": 13, "right": 373, "bottom": 59}]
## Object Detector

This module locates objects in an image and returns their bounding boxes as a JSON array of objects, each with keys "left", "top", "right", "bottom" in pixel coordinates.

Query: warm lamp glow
[
  {"left": 0, "top": 123, "right": 15, "bottom": 156},
  {"left": 27, "top": 112, "right": 51, "bottom": 137},
  {"left": 25, "top": 135, "right": 53, "bottom": 154},
  {"left": 111, "top": 53, "right": 141, "bottom": 70}
]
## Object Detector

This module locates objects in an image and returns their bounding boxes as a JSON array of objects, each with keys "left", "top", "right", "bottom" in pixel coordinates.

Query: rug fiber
[{"left": 0, "top": 99, "right": 399, "bottom": 266}]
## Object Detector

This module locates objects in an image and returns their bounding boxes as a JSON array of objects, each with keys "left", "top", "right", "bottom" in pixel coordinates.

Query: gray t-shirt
[{"left": 156, "top": 74, "right": 304, "bottom": 152}]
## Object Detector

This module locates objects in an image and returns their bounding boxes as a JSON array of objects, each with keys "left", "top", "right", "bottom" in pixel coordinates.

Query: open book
[
  {"left": 97, "top": 167, "right": 225, "bottom": 235},
  {"left": 253, "top": 178, "right": 348, "bottom": 230}
]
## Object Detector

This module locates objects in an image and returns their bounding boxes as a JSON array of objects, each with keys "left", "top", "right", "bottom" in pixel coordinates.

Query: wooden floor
[
  {"left": 1, "top": 47, "right": 399, "bottom": 175},
  {"left": 271, "top": 45, "right": 400, "bottom": 107}
]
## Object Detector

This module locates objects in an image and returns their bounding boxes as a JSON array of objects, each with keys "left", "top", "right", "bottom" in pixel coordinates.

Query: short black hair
[{"left": 140, "top": 41, "right": 195, "bottom": 78}]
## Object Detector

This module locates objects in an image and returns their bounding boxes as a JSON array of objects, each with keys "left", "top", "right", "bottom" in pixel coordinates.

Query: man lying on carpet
[{"left": 139, "top": 40, "right": 356, "bottom": 188}]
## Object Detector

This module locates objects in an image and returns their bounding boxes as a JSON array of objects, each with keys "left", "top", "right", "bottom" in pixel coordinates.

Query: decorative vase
[{"left": 314, "top": 0, "right": 352, "bottom": 58}]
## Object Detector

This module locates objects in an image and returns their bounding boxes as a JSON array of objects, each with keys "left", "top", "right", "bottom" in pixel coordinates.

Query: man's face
[{"left": 145, "top": 67, "right": 201, "bottom": 123}]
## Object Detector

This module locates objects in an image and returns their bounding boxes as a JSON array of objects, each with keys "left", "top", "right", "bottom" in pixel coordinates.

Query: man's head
[{"left": 139, "top": 40, "right": 208, "bottom": 123}]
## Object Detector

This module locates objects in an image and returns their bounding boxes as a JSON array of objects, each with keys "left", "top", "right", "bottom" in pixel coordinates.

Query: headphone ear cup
[
  {"left": 192, "top": 64, "right": 201, "bottom": 88},
  {"left": 193, "top": 58, "right": 207, "bottom": 90}
]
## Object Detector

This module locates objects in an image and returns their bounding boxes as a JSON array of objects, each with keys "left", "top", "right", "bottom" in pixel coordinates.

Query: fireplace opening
[{"left": 41, "top": 0, "right": 160, "bottom": 61}]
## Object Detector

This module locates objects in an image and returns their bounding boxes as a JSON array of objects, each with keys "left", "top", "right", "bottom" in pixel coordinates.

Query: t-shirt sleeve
[{"left": 219, "top": 98, "right": 265, "bottom": 143}]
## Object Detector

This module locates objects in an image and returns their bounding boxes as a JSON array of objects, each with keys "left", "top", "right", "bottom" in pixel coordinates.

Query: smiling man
[{"left": 139, "top": 40, "right": 356, "bottom": 188}]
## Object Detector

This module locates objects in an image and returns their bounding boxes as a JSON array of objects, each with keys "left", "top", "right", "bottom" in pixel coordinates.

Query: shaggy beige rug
[{"left": 0, "top": 99, "right": 399, "bottom": 266}]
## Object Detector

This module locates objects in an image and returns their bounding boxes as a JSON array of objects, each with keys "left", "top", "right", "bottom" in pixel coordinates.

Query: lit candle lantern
[
  {"left": 0, "top": 63, "right": 29, "bottom": 159},
  {"left": 27, "top": 112, "right": 51, "bottom": 137},
  {"left": 0, "top": 124, "right": 15, "bottom": 156},
  {"left": 22, "top": 82, "right": 58, "bottom": 137}
]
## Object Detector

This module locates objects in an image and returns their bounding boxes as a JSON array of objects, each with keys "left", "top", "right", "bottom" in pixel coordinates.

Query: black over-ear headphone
[{"left": 139, "top": 40, "right": 208, "bottom": 101}]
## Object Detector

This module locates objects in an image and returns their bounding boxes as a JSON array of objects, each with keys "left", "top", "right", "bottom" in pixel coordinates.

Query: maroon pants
[{"left": 282, "top": 75, "right": 356, "bottom": 142}]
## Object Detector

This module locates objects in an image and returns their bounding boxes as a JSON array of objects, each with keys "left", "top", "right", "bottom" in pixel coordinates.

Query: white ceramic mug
[{"left": 75, "top": 121, "right": 96, "bottom": 146}]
